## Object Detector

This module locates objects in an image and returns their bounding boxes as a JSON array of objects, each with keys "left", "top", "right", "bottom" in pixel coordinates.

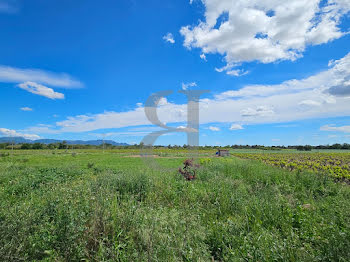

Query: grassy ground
[{"left": 0, "top": 150, "right": 350, "bottom": 261}]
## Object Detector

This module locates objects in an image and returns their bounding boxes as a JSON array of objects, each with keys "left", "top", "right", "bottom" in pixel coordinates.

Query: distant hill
[
  {"left": 0, "top": 137, "right": 129, "bottom": 146},
  {"left": 0, "top": 137, "right": 28, "bottom": 144}
]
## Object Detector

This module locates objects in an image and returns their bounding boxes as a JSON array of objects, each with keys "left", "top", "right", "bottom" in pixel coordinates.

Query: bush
[
  {"left": 297, "top": 145, "right": 312, "bottom": 151},
  {"left": 21, "top": 143, "right": 32, "bottom": 150}
]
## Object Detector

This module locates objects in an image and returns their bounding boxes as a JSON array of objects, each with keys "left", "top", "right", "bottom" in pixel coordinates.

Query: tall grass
[{"left": 0, "top": 152, "right": 349, "bottom": 261}]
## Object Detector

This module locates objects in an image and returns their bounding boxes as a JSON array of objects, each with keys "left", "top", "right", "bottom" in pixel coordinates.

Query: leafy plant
[{"left": 0, "top": 152, "right": 9, "bottom": 157}]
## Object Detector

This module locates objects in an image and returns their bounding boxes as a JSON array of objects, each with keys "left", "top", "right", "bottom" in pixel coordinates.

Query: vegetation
[
  {"left": 0, "top": 149, "right": 349, "bottom": 261},
  {"left": 233, "top": 152, "right": 350, "bottom": 180},
  {"left": 2, "top": 142, "right": 350, "bottom": 151},
  {"left": 296, "top": 145, "right": 312, "bottom": 151}
]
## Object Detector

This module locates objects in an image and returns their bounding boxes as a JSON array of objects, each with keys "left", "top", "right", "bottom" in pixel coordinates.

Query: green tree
[
  {"left": 20, "top": 143, "right": 32, "bottom": 150},
  {"left": 32, "top": 143, "right": 43, "bottom": 149}
]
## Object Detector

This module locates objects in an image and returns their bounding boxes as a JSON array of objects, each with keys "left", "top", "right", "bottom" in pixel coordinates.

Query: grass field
[{"left": 1, "top": 149, "right": 350, "bottom": 261}]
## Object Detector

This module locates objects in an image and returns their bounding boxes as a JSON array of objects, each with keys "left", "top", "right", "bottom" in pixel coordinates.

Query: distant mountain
[
  {"left": 0, "top": 137, "right": 129, "bottom": 146},
  {"left": 0, "top": 137, "right": 28, "bottom": 144}
]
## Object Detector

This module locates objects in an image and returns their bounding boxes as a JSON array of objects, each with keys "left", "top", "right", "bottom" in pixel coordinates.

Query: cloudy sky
[{"left": 1, "top": 0, "right": 350, "bottom": 145}]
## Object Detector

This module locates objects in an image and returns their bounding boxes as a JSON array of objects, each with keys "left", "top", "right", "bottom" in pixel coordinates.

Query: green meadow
[{"left": 0, "top": 149, "right": 350, "bottom": 261}]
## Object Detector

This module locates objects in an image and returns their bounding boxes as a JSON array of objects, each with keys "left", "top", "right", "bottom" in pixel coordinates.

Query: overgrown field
[
  {"left": 0, "top": 149, "right": 350, "bottom": 261},
  {"left": 233, "top": 152, "right": 350, "bottom": 180}
]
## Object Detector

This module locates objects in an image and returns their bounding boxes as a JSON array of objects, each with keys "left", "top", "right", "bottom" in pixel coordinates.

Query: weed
[{"left": 178, "top": 158, "right": 199, "bottom": 180}]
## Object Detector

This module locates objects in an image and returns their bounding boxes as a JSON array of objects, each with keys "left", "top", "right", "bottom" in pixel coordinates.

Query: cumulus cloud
[
  {"left": 52, "top": 101, "right": 187, "bottom": 133},
  {"left": 327, "top": 81, "right": 350, "bottom": 96},
  {"left": 208, "top": 126, "right": 220, "bottom": 131},
  {"left": 216, "top": 52, "right": 350, "bottom": 102},
  {"left": 180, "top": 0, "right": 350, "bottom": 74},
  {"left": 181, "top": 82, "right": 197, "bottom": 90},
  {"left": 20, "top": 107, "right": 33, "bottom": 111},
  {"left": 163, "top": 33, "right": 175, "bottom": 44},
  {"left": 0, "top": 65, "right": 82, "bottom": 88},
  {"left": 27, "top": 52, "right": 350, "bottom": 134},
  {"left": 229, "top": 124, "right": 244, "bottom": 130},
  {"left": 320, "top": 125, "right": 350, "bottom": 133},
  {"left": 18, "top": 82, "right": 65, "bottom": 99},
  {"left": 0, "top": 128, "right": 40, "bottom": 140}
]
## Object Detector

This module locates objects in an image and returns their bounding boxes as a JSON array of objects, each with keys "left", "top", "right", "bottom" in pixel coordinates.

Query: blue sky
[{"left": 1, "top": 0, "right": 350, "bottom": 145}]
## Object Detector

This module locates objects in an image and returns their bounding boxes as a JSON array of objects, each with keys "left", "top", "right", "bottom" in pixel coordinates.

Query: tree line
[{"left": 1, "top": 142, "right": 350, "bottom": 150}]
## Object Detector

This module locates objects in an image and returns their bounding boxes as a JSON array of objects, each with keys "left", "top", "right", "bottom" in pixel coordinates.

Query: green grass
[{"left": 0, "top": 150, "right": 350, "bottom": 261}]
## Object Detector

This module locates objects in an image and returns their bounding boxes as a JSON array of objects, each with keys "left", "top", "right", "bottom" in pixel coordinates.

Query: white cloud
[
  {"left": 177, "top": 126, "right": 199, "bottom": 132},
  {"left": 241, "top": 106, "right": 274, "bottom": 117},
  {"left": 215, "top": 65, "right": 249, "bottom": 76},
  {"left": 320, "top": 125, "right": 350, "bottom": 133},
  {"left": 226, "top": 69, "right": 249, "bottom": 77},
  {"left": 328, "top": 134, "right": 338, "bottom": 138},
  {"left": 180, "top": 0, "right": 350, "bottom": 74},
  {"left": 18, "top": 81, "right": 65, "bottom": 99},
  {"left": 215, "top": 52, "right": 350, "bottom": 101},
  {"left": 24, "top": 125, "right": 59, "bottom": 134},
  {"left": 181, "top": 82, "right": 197, "bottom": 90},
  {"left": 208, "top": 126, "right": 220, "bottom": 131},
  {"left": 90, "top": 125, "right": 197, "bottom": 138},
  {"left": 299, "top": 100, "right": 322, "bottom": 106},
  {"left": 0, "top": 128, "right": 40, "bottom": 140},
  {"left": 95, "top": 131, "right": 157, "bottom": 138},
  {"left": 0, "top": 65, "right": 82, "bottom": 88},
  {"left": 163, "top": 33, "right": 175, "bottom": 44},
  {"left": 20, "top": 107, "right": 33, "bottom": 111},
  {"left": 27, "top": 52, "right": 350, "bottom": 134},
  {"left": 229, "top": 124, "right": 244, "bottom": 130},
  {"left": 215, "top": 64, "right": 249, "bottom": 76},
  {"left": 200, "top": 53, "right": 207, "bottom": 61},
  {"left": 158, "top": 97, "right": 168, "bottom": 106}
]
